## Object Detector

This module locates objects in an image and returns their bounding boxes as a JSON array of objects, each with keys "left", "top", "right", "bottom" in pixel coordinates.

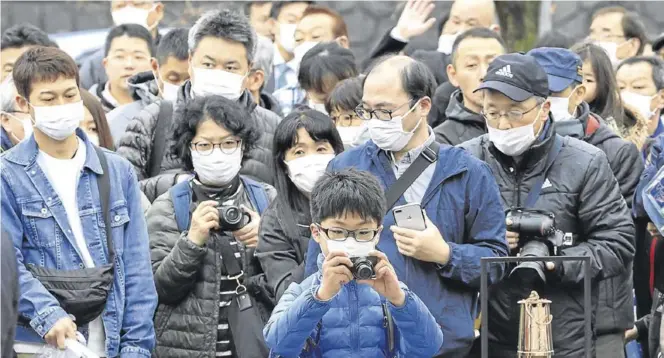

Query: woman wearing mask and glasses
[
  {"left": 325, "top": 77, "right": 371, "bottom": 149},
  {"left": 147, "top": 95, "right": 276, "bottom": 358},
  {"left": 255, "top": 109, "right": 344, "bottom": 301}
]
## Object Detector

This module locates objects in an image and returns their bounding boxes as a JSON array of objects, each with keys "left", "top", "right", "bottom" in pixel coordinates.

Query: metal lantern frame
[{"left": 480, "top": 256, "right": 592, "bottom": 358}]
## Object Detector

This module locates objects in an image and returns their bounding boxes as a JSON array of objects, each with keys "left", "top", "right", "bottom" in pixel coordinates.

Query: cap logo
[{"left": 495, "top": 65, "right": 513, "bottom": 78}]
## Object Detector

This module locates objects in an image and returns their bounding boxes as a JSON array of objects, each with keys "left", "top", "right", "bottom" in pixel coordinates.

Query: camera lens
[
  {"left": 354, "top": 261, "right": 374, "bottom": 280},
  {"left": 225, "top": 207, "right": 241, "bottom": 222}
]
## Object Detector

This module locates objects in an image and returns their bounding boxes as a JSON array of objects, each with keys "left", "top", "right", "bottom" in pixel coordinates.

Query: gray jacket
[
  {"left": 116, "top": 81, "right": 280, "bottom": 184},
  {"left": 148, "top": 179, "right": 276, "bottom": 358},
  {"left": 107, "top": 71, "right": 161, "bottom": 144}
]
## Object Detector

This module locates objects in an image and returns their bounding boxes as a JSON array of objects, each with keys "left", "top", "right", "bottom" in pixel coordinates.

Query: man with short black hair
[
  {"left": 432, "top": 27, "right": 506, "bottom": 145},
  {"left": 460, "top": 53, "right": 634, "bottom": 357},
  {"left": 529, "top": 46, "right": 642, "bottom": 358},
  {"left": 6, "top": 46, "right": 156, "bottom": 358},
  {"left": 305, "top": 55, "right": 509, "bottom": 357},
  {"left": 90, "top": 24, "right": 156, "bottom": 112},
  {"left": 589, "top": 5, "right": 648, "bottom": 64},
  {"left": 107, "top": 27, "right": 189, "bottom": 143},
  {"left": 245, "top": 1, "right": 274, "bottom": 38},
  {"left": 616, "top": 56, "right": 664, "bottom": 137},
  {"left": 0, "top": 23, "right": 58, "bottom": 82}
]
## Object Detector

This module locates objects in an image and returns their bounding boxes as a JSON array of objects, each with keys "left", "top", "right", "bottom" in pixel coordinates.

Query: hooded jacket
[
  {"left": 116, "top": 81, "right": 280, "bottom": 185},
  {"left": 107, "top": 71, "right": 161, "bottom": 143},
  {"left": 433, "top": 89, "right": 486, "bottom": 146},
  {"left": 553, "top": 102, "right": 641, "bottom": 336},
  {"left": 88, "top": 81, "right": 116, "bottom": 113},
  {"left": 459, "top": 120, "right": 635, "bottom": 357},
  {"left": 258, "top": 91, "right": 283, "bottom": 117}
]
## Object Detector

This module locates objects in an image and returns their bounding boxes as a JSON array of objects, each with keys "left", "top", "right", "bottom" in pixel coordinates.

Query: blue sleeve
[
  {"left": 263, "top": 277, "right": 331, "bottom": 356},
  {"left": 391, "top": 285, "right": 444, "bottom": 357},
  {"left": 437, "top": 161, "right": 509, "bottom": 288},
  {"left": 304, "top": 241, "right": 321, "bottom": 278},
  {"left": 118, "top": 165, "right": 158, "bottom": 357},
  {"left": 634, "top": 138, "right": 663, "bottom": 218},
  {"left": 1, "top": 173, "right": 69, "bottom": 338}
]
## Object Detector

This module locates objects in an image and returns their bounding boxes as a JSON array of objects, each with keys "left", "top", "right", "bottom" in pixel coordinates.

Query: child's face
[{"left": 311, "top": 212, "right": 381, "bottom": 256}]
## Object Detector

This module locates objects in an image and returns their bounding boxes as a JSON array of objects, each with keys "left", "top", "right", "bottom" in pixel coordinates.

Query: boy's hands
[
  {"left": 358, "top": 251, "right": 406, "bottom": 306},
  {"left": 316, "top": 251, "right": 353, "bottom": 301}
]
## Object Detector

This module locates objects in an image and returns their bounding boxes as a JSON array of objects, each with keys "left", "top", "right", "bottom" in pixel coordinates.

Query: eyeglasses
[
  {"left": 481, "top": 103, "right": 541, "bottom": 123},
  {"left": 355, "top": 101, "right": 412, "bottom": 121},
  {"left": 316, "top": 224, "right": 380, "bottom": 242},
  {"left": 332, "top": 113, "right": 364, "bottom": 127},
  {"left": 191, "top": 139, "right": 242, "bottom": 155}
]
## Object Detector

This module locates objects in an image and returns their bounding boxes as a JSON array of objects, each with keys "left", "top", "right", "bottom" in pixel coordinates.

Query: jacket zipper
[{"left": 350, "top": 284, "right": 359, "bottom": 352}]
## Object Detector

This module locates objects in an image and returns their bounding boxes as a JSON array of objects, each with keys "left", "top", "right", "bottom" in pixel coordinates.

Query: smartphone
[{"left": 392, "top": 203, "right": 426, "bottom": 231}]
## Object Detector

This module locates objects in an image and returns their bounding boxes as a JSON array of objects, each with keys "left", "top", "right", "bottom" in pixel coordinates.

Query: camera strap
[
  {"left": 523, "top": 135, "right": 563, "bottom": 208},
  {"left": 218, "top": 236, "right": 254, "bottom": 311},
  {"left": 385, "top": 140, "right": 440, "bottom": 209}
]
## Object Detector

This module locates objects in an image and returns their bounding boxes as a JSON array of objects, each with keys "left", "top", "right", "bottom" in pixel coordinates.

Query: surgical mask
[
  {"left": 487, "top": 107, "right": 542, "bottom": 156},
  {"left": 111, "top": 5, "right": 155, "bottom": 30},
  {"left": 1, "top": 111, "right": 33, "bottom": 142},
  {"left": 549, "top": 96, "right": 574, "bottom": 122},
  {"left": 308, "top": 100, "right": 328, "bottom": 115},
  {"left": 285, "top": 153, "right": 335, "bottom": 194},
  {"left": 595, "top": 41, "right": 620, "bottom": 66},
  {"left": 88, "top": 133, "right": 100, "bottom": 146},
  {"left": 326, "top": 237, "right": 376, "bottom": 258},
  {"left": 621, "top": 91, "right": 656, "bottom": 120},
  {"left": 161, "top": 81, "right": 180, "bottom": 102},
  {"left": 368, "top": 102, "right": 421, "bottom": 152},
  {"left": 437, "top": 33, "right": 458, "bottom": 55},
  {"left": 30, "top": 101, "right": 84, "bottom": 141},
  {"left": 294, "top": 41, "right": 319, "bottom": 65},
  {"left": 337, "top": 126, "right": 363, "bottom": 146},
  {"left": 192, "top": 67, "right": 245, "bottom": 101},
  {"left": 191, "top": 148, "right": 243, "bottom": 187},
  {"left": 279, "top": 24, "right": 297, "bottom": 53}
]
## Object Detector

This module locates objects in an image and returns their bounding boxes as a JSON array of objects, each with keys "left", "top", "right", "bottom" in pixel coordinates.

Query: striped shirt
[{"left": 216, "top": 235, "right": 244, "bottom": 357}]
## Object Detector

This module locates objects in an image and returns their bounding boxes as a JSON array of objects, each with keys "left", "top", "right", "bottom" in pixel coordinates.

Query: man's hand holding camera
[
  {"left": 392, "top": 212, "right": 450, "bottom": 264},
  {"left": 357, "top": 250, "right": 406, "bottom": 306}
]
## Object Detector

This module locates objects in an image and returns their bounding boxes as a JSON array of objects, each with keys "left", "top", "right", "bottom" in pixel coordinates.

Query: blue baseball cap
[{"left": 527, "top": 47, "right": 583, "bottom": 93}]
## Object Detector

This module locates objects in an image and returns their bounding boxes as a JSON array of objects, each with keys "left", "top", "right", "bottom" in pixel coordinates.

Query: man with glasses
[
  {"left": 459, "top": 53, "right": 634, "bottom": 357},
  {"left": 589, "top": 5, "right": 648, "bottom": 65},
  {"left": 305, "top": 55, "right": 509, "bottom": 357}
]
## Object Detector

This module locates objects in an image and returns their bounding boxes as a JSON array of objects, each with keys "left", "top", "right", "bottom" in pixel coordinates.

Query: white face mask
[
  {"left": 326, "top": 237, "right": 376, "bottom": 258},
  {"left": 191, "top": 148, "right": 243, "bottom": 186},
  {"left": 111, "top": 5, "right": 155, "bottom": 30},
  {"left": 279, "top": 24, "right": 298, "bottom": 53},
  {"left": 285, "top": 153, "right": 335, "bottom": 194},
  {"left": 549, "top": 95, "right": 574, "bottom": 122},
  {"left": 161, "top": 81, "right": 180, "bottom": 102},
  {"left": 487, "top": 107, "right": 543, "bottom": 156},
  {"left": 308, "top": 99, "right": 328, "bottom": 115},
  {"left": 192, "top": 67, "right": 246, "bottom": 101},
  {"left": 88, "top": 133, "right": 100, "bottom": 146},
  {"left": 1, "top": 112, "right": 33, "bottom": 142},
  {"left": 368, "top": 102, "right": 421, "bottom": 152},
  {"left": 337, "top": 126, "right": 363, "bottom": 146},
  {"left": 30, "top": 101, "right": 84, "bottom": 141},
  {"left": 595, "top": 41, "right": 620, "bottom": 67},
  {"left": 437, "top": 33, "right": 458, "bottom": 55},
  {"left": 621, "top": 91, "right": 656, "bottom": 120},
  {"left": 294, "top": 41, "right": 319, "bottom": 66}
]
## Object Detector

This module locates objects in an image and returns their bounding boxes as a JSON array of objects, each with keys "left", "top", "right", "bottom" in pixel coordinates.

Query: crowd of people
[{"left": 1, "top": 0, "right": 664, "bottom": 357}]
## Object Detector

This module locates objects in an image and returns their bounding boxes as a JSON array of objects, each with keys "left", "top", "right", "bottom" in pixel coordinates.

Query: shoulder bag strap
[
  {"left": 169, "top": 180, "right": 192, "bottom": 232},
  {"left": 240, "top": 177, "right": 270, "bottom": 215},
  {"left": 523, "top": 135, "right": 563, "bottom": 208},
  {"left": 94, "top": 146, "right": 115, "bottom": 263},
  {"left": 385, "top": 141, "right": 440, "bottom": 209},
  {"left": 148, "top": 100, "right": 174, "bottom": 178}
]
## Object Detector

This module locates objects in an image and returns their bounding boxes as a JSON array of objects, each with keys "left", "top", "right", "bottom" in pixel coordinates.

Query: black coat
[
  {"left": 433, "top": 89, "right": 486, "bottom": 146},
  {"left": 255, "top": 201, "right": 312, "bottom": 301},
  {"left": 460, "top": 121, "right": 635, "bottom": 357},
  {"left": 428, "top": 82, "right": 458, "bottom": 129}
]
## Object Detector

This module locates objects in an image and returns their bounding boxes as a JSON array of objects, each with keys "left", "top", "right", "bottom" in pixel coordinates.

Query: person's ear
[
  {"left": 541, "top": 100, "right": 551, "bottom": 120},
  {"left": 417, "top": 96, "right": 432, "bottom": 118},
  {"left": 446, "top": 63, "right": 459, "bottom": 87},
  {"left": 571, "top": 85, "right": 586, "bottom": 110},
  {"left": 268, "top": 18, "right": 278, "bottom": 38},
  {"left": 490, "top": 24, "right": 501, "bottom": 34},
  {"left": 247, "top": 69, "right": 265, "bottom": 92},
  {"left": 150, "top": 58, "right": 159, "bottom": 72},
  {"left": 187, "top": 51, "right": 194, "bottom": 79},
  {"left": 15, "top": 95, "right": 29, "bottom": 114},
  {"left": 102, "top": 57, "right": 109, "bottom": 71},
  {"left": 310, "top": 224, "right": 321, "bottom": 243},
  {"left": 335, "top": 36, "right": 350, "bottom": 49}
]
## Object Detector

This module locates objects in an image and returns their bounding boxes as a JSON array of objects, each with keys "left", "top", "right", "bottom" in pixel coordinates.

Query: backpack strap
[
  {"left": 148, "top": 100, "right": 174, "bottom": 178},
  {"left": 169, "top": 180, "right": 192, "bottom": 232},
  {"left": 241, "top": 176, "right": 270, "bottom": 215},
  {"left": 585, "top": 114, "right": 601, "bottom": 137}
]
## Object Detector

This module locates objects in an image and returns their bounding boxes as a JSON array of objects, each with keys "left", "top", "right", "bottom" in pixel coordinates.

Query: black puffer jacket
[
  {"left": 433, "top": 89, "right": 486, "bottom": 146},
  {"left": 149, "top": 179, "right": 277, "bottom": 358},
  {"left": 139, "top": 172, "right": 193, "bottom": 203},
  {"left": 255, "top": 201, "right": 312, "bottom": 301},
  {"left": 460, "top": 121, "right": 635, "bottom": 357},
  {"left": 555, "top": 103, "right": 642, "bottom": 336},
  {"left": 116, "top": 81, "right": 280, "bottom": 184}
]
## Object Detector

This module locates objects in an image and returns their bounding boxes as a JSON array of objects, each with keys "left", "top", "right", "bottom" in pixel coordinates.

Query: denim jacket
[{"left": 1, "top": 130, "right": 157, "bottom": 358}]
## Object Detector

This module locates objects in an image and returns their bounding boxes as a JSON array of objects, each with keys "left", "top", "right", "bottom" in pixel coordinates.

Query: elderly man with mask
[
  {"left": 589, "top": 5, "right": 648, "bottom": 67},
  {"left": 459, "top": 53, "right": 634, "bottom": 357},
  {"left": 529, "top": 46, "right": 641, "bottom": 358},
  {"left": 616, "top": 56, "right": 664, "bottom": 139},
  {"left": 116, "top": 9, "right": 280, "bottom": 185}
]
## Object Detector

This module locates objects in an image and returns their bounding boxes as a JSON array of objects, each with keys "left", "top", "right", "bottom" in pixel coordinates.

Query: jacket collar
[
  {"left": 3, "top": 128, "right": 103, "bottom": 175},
  {"left": 445, "top": 89, "right": 485, "bottom": 127},
  {"left": 489, "top": 117, "right": 557, "bottom": 172},
  {"left": 127, "top": 70, "right": 160, "bottom": 104},
  {"left": 1, "top": 126, "right": 14, "bottom": 152}
]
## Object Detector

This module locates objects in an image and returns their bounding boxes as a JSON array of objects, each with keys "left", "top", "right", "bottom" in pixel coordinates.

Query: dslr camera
[
  {"left": 506, "top": 209, "right": 568, "bottom": 283},
  {"left": 350, "top": 256, "right": 378, "bottom": 280},
  {"left": 217, "top": 205, "right": 251, "bottom": 231}
]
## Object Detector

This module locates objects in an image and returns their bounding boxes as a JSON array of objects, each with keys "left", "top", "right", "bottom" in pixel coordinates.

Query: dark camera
[
  {"left": 218, "top": 205, "right": 251, "bottom": 231},
  {"left": 506, "top": 209, "right": 564, "bottom": 283},
  {"left": 350, "top": 256, "right": 378, "bottom": 280}
]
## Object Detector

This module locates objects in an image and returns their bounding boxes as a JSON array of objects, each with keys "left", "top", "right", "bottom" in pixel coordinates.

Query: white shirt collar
[{"left": 102, "top": 82, "right": 120, "bottom": 108}]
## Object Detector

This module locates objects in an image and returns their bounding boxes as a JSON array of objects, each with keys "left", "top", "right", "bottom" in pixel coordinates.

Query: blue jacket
[
  {"left": 1, "top": 130, "right": 157, "bottom": 357},
  {"left": 635, "top": 134, "right": 664, "bottom": 219},
  {"left": 264, "top": 254, "right": 444, "bottom": 357},
  {"left": 305, "top": 141, "right": 508, "bottom": 357},
  {"left": 1, "top": 126, "right": 14, "bottom": 153}
]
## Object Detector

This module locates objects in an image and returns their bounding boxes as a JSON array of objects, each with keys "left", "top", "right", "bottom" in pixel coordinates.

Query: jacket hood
[
  {"left": 555, "top": 102, "right": 620, "bottom": 145},
  {"left": 445, "top": 90, "right": 485, "bottom": 127},
  {"left": 127, "top": 71, "right": 160, "bottom": 105}
]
